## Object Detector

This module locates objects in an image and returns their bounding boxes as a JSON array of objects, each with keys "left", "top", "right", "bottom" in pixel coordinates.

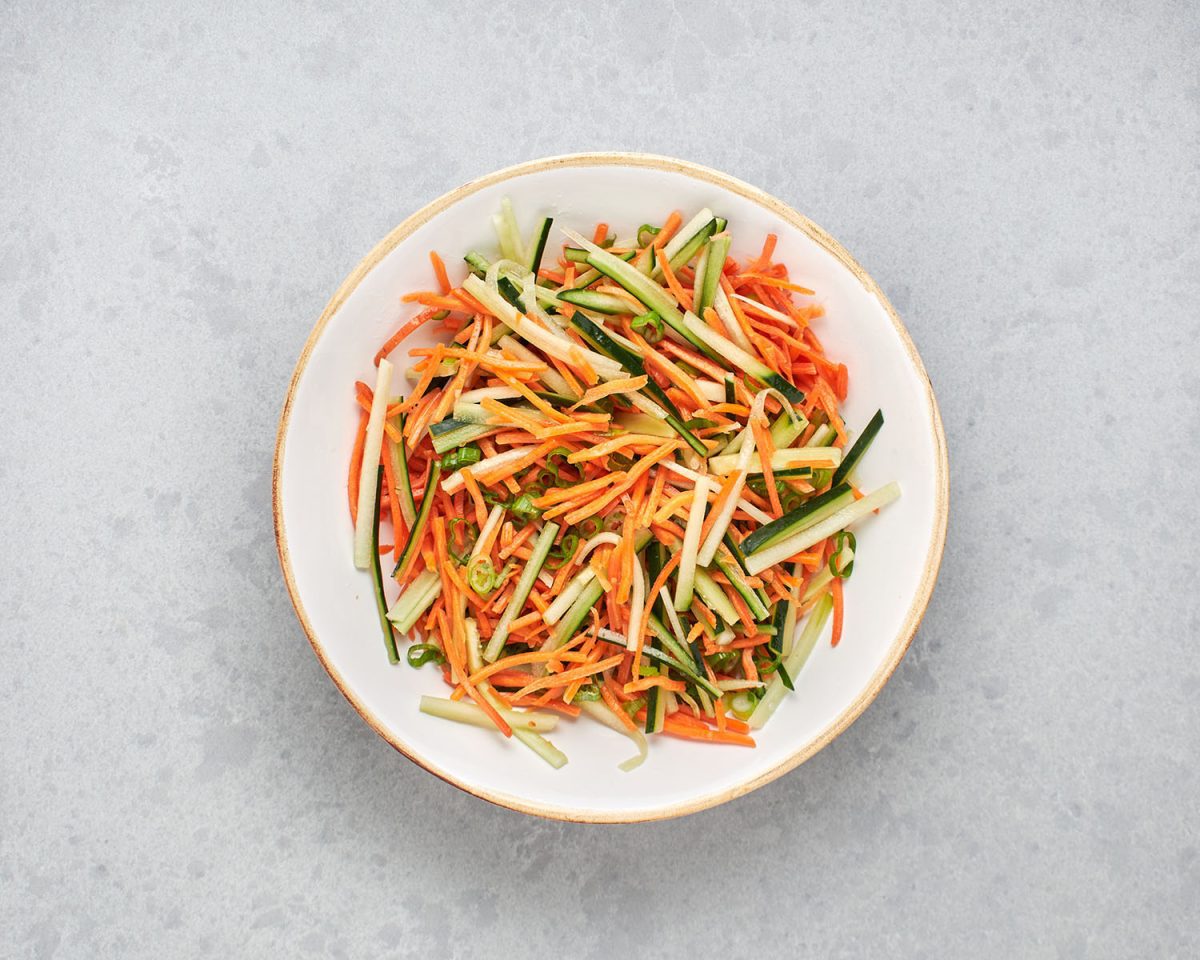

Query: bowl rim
[{"left": 273, "top": 151, "right": 950, "bottom": 823}]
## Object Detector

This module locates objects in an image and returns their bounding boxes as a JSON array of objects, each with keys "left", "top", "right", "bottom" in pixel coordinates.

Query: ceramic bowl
[{"left": 274, "top": 153, "right": 948, "bottom": 822}]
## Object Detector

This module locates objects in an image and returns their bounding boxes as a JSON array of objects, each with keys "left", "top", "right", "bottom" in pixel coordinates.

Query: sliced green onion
[
  {"left": 406, "top": 643, "right": 445, "bottom": 668},
  {"left": 829, "top": 530, "right": 857, "bottom": 579},
  {"left": 440, "top": 444, "right": 482, "bottom": 473},
  {"left": 631, "top": 310, "right": 664, "bottom": 343},
  {"left": 509, "top": 493, "right": 541, "bottom": 522},
  {"left": 467, "top": 555, "right": 498, "bottom": 595}
]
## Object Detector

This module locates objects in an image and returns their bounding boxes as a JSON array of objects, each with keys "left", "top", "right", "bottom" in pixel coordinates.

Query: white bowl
[{"left": 274, "top": 153, "right": 949, "bottom": 822}]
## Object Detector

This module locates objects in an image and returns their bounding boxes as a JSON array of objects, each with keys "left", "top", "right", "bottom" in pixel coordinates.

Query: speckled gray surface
[{"left": 2, "top": 1, "right": 1198, "bottom": 956}]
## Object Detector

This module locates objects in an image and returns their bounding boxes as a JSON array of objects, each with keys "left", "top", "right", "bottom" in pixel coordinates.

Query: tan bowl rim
[{"left": 273, "top": 151, "right": 950, "bottom": 823}]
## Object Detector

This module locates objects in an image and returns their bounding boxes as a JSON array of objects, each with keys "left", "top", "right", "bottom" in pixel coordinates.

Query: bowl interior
[{"left": 275, "top": 155, "right": 946, "bottom": 821}]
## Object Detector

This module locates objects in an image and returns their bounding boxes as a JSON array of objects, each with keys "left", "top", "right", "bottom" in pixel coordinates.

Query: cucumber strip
[
  {"left": 653, "top": 215, "right": 718, "bottom": 280},
  {"left": 831, "top": 409, "right": 885, "bottom": 486},
  {"left": 494, "top": 198, "right": 523, "bottom": 262},
  {"left": 724, "top": 376, "right": 737, "bottom": 405},
  {"left": 662, "top": 220, "right": 719, "bottom": 276},
  {"left": 745, "top": 483, "right": 900, "bottom": 575},
  {"left": 418, "top": 695, "right": 558, "bottom": 733},
  {"left": 571, "top": 249, "right": 635, "bottom": 289},
  {"left": 713, "top": 285, "right": 755, "bottom": 355},
  {"left": 564, "top": 247, "right": 590, "bottom": 263},
  {"left": 484, "top": 522, "right": 561, "bottom": 660},
  {"left": 673, "top": 475, "right": 711, "bottom": 611},
  {"left": 525, "top": 216, "right": 553, "bottom": 275},
  {"left": 549, "top": 577, "right": 604, "bottom": 649},
  {"left": 457, "top": 385, "right": 522, "bottom": 404},
  {"left": 643, "top": 619, "right": 723, "bottom": 698},
  {"left": 707, "top": 446, "right": 842, "bottom": 475},
  {"left": 613, "top": 411, "right": 675, "bottom": 438},
  {"left": 476, "top": 685, "right": 568, "bottom": 767},
  {"left": 568, "top": 313, "right": 708, "bottom": 456},
  {"left": 429, "top": 421, "right": 493, "bottom": 455},
  {"left": 495, "top": 335, "right": 574, "bottom": 398},
  {"left": 578, "top": 700, "right": 648, "bottom": 771},
  {"left": 696, "top": 469, "right": 748, "bottom": 568},
  {"left": 386, "top": 414, "right": 416, "bottom": 528},
  {"left": 450, "top": 401, "right": 488, "bottom": 424},
  {"left": 714, "top": 217, "right": 728, "bottom": 232},
  {"left": 386, "top": 569, "right": 442, "bottom": 635},
  {"left": 464, "top": 617, "right": 483, "bottom": 673},
  {"left": 681, "top": 310, "right": 805, "bottom": 403},
  {"left": 558, "top": 289, "right": 632, "bottom": 315},
  {"left": 772, "top": 408, "right": 809, "bottom": 448},
  {"left": 693, "top": 568, "right": 740, "bottom": 625},
  {"left": 640, "top": 644, "right": 723, "bottom": 700},
  {"left": 470, "top": 506, "right": 506, "bottom": 561},
  {"left": 543, "top": 568, "right": 596, "bottom": 625},
  {"left": 625, "top": 556, "right": 646, "bottom": 652},
  {"left": 644, "top": 682, "right": 667, "bottom": 734},
  {"left": 805, "top": 423, "right": 834, "bottom": 448},
  {"left": 353, "top": 358, "right": 394, "bottom": 569},
  {"left": 464, "top": 251, "right": 490, "bottom": 276},
  {"left": 714, "top": 553, "right": 770, "bottom": 620},
  {"left": 748, "top": 595, "right": 833, "bottom": 728},
  {"left": 391, "top": 460, "right": 442, "bottom": 580},
  {"left": 368, "top": 467, "right": 399, "bottom": 663},
  {"left": 768, "top": 596, "right": 793, "bottom": 690},
  {"left": 693, "top": 234, "right": 731, "bottom": 317},
  {"left": 741, "top": 483, "right": 855, "bottom": 555},
  {"left": 722, "top": 531, "right": 753, "bottom": 574}
]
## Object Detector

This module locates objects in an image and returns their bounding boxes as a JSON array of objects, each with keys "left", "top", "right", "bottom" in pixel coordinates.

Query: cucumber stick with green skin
[
  {"left": 368, "top": 467, "right": 400, "bottom": 663},
  {"left": 547, "top": 531, "right": 653, "bottom": 649},
  {"left": 485, "top": 522, "right": 561, "bottom": 661},
  {"left": 741, "top": 483, "right": 856, "bottom": 556},
  {"left": 568, "top": 313, "right": 709, "bottom": 457},
  {"left": 557, "top": 289, "right": 632, "bottom": 315},
  {"left": 693, "top": 234, "right": 731, "bottom": 317},
  {"left": 391, "top": 460, "right": 442, "bottom": 581},
  {"left": 832, "top": 408, "right": 885, "bottom": 486}
]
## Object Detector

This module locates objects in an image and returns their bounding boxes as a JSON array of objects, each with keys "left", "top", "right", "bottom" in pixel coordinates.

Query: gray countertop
[{"left": 3, "top": 2, "right": 1197, "bottom": 957}]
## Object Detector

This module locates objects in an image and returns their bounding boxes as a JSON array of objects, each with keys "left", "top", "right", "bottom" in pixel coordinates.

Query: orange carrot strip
[
  {"left": 657, "top": 249, "right": 693, "bottom": 311},
  {"left": 347, "top": 408, "right": 369, "bottom": 525},
  {"left": 653, "top": 211, "right": 682, "bottom": 249},
  {"left": 599, "top": 682, "right": 637, "bottom": 730},
  {"left": 429, "top": 251, "right": 451, "bottom": 295},
  {"left": 623, "top": 676, "right": 686, "bottom": 695},
  {"left": 533, "top": 472, "right": 622, "bottom": 507},
  {"left": 509, "top": 655, "right": 625, "bottom": 699},
  {"left": 751, "top": 418, "right": 783, "bottom": 517},
  {"left": 375, "top": 308, "right": 441, "bottom": 365},
  {"left": 459, "top": 468, "right": 488, "bottom": 529}
]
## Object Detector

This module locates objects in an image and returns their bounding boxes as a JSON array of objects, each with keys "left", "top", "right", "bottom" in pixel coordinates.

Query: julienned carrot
[
  {"left": 656, "top": 248, "right": 692, "bottom": 311},
  {"left": 830, "top": 576, "right": 844, "bottom": 648},
  {"left": 347, "top": 409, "right": 369, "bottom": 525},
  {"left": 509, "top": 655, "right": 625, "bottom": 700},
  {"left": 346, "top": 199, "right": 892, "bottom": 769},
  {"left": 429, "top": 250, "right": 451, "bottom": 294}
]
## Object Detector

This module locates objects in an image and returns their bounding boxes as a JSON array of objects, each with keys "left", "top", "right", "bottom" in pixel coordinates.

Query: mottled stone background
[{"left": 2, "top": 1, "right": 1197, "bottom": 957}]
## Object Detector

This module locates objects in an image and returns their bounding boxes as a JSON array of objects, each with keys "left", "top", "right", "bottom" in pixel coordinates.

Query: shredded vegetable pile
[{"left": 347, "top": 201, "right": 898, "bottom": 769}]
